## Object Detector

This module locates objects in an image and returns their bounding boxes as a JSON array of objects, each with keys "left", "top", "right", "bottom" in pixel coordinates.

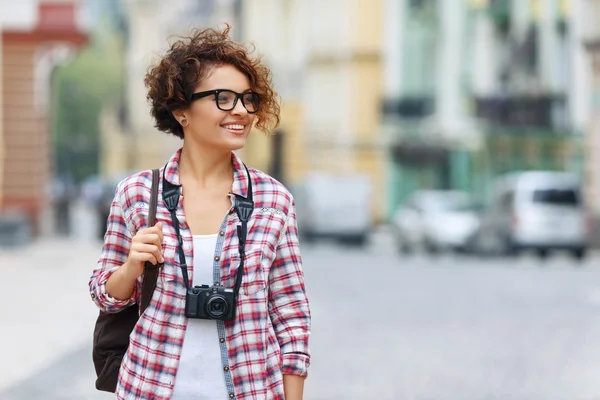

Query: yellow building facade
[{"left": 242, "top": 0, "right": 387, "bottom": 223}]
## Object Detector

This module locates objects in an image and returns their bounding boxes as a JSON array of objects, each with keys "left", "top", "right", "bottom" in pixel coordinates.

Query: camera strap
[
  {"left": 232, "top": 167, "right": 254, "bottom": 298},
  {"left": 162, "top": 163, "right": 254, "bottom": 299}
]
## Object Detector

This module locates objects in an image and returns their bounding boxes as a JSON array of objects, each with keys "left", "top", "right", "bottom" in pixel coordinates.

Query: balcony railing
[
  {"left": 473, "top": 94, "right": 568, "bottom": 130},
  {"left": 381, "top": 96, "right": 435, "bottom": 119}
]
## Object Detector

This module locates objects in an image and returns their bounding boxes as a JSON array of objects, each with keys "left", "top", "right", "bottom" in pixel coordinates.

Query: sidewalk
[{"left": 0, "top": 237, "right": 105, "bottom": 394}]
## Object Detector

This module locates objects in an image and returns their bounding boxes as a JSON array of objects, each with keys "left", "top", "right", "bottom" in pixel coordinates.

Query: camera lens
[{"left": 206, "top": 295, "right": 228, "bottom": 319}]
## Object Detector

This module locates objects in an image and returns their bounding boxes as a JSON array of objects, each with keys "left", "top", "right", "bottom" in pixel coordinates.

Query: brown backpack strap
[{"left": 140, "top": 169, "right": 161, "bottom": 314}]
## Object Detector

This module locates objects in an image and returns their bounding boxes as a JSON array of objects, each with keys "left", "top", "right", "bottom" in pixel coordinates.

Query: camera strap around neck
[{"left": 162, "top": 164, "right": 254, "bottom": 299}]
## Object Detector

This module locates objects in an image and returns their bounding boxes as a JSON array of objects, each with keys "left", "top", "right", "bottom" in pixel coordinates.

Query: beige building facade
[
  {"left": 240, "top": 0, "right": 307, "bottom": 183},
  {"left": 242, "top": 0, "right": 387, "bottom": 223},
  {"left": 109, "top": 0, "right": 386, "bottom": 223},
  {"left": 101, "top": 0, "right": 241, "bottom": 178}
]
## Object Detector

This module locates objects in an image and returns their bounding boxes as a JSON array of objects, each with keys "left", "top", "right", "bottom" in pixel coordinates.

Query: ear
[{"left": 172, "top": 109, "right": 188, "bottom": 124}]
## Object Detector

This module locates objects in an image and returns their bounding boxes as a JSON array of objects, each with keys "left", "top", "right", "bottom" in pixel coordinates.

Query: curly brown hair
[{"left": 144, "top": 25, "right": 280, "bottom": 138}]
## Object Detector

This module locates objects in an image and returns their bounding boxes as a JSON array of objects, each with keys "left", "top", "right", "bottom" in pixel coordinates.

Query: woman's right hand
[{"left": 123, "top": 222, "right": 164, "bottom": 280}]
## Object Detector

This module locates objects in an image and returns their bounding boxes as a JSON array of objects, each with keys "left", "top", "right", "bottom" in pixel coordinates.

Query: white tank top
[{"left": 171, "top": 234, "right": 229, "bottom": 400}]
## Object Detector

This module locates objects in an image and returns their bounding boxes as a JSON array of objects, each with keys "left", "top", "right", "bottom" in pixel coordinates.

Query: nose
[{"left": 230, "top": 97, "right": 248, "bottom": 116}]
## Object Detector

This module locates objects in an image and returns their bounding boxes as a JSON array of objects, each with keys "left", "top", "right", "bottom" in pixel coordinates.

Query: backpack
[{"left": 92, "top": 168, "right": 161, "bottom": 392}]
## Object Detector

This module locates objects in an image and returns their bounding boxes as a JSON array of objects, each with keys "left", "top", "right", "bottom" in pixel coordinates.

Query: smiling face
[{"left": 174, "top": 64, "right": 256, "bottom": 152}]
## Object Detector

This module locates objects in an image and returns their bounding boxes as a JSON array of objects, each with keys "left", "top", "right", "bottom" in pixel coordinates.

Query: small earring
[{"left": 181, "top": 119, "right": 188, "bottom": 126}]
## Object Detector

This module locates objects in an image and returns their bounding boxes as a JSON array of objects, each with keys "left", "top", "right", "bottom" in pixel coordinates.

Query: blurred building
[
  {"left": 382, "top": 0, "right": 588, "bottom": 217},
  {"left": 0, "top": 0, "right": 87, "bottom": 234},
  {"left": 239, "top": 0, "right": 307, "bottom": 185},
  {"left": 0, "top": 18, "right": 3, "bottom": 209},
  {"left": 583, "top": 0, "right": 600, "bottom": 216},
  {"left": 243, "top": 0, "right": 387, "bottom": 223},
  {"left": 102, "top": 0, "right": 387, "bottom": 224},
  {"left": 100, "top": 0, "right": 242, "bottom": 178}
]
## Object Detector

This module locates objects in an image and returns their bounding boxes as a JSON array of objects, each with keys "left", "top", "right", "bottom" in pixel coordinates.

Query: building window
[{"left": 403, "top": 0, "right": 438, "bottom": 97}]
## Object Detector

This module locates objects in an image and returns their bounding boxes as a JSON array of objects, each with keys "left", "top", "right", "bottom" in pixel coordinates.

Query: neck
[{"left": 179, "top": 143, "right": 233, "bottom": 188}]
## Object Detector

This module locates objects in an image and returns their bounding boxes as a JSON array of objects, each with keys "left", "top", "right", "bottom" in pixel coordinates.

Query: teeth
[{"left": 224, "top": 124, "right": 244, "bottom": 130}]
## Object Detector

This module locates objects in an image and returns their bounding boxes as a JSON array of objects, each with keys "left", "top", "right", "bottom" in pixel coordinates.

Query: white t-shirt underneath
[{"left": 171, "top": 234, "right": 229, "bottom": 400}]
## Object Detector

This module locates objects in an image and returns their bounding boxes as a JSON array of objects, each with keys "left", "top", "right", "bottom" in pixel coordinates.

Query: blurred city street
[
  {"left": 2, "top": 202, "right": 600, "bottom": 399},
  {"left": 3, "top": 0, "right": 600, "bottom": 399}
]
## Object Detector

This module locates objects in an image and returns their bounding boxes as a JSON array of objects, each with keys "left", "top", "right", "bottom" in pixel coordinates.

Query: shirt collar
[{"left": 163, "top": 147, "right": 250, "bottom": 198}]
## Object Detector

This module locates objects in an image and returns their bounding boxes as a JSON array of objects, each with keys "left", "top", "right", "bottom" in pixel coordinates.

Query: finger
[
  {"left": 133, "top": 243, "right": 160, "bottom": 255},
  {"left": 155, "top": 222, "right": 164, "bottom": 242},
  {"left": 137, "top": 226, "right": 158, "bottom": 235},
  {"left": 143, "top": 253, "right": 159, "bottom": 265},
  {"left": 135, "top": 233, "right": 160, "bottom": 245},
  {"left": 143, "top": 243, "right": 164, "bottom": 264},
  {"left": 139, "top": 250, "right": 159, "bottom": 265},
  {"left": 137, "top": 224, "right": 162, "bottom": 237},
  {"left": 135, "top": 242, "right": 163, "bottom": 264},
  {"left": 130, "top": 251, "right": 158, "bottom": 266},
  {"left": 153, "top": 247, "right": 164, "bottom": 264},
  {"left": 145, "top": 225, "right": 164, "bottom": 244},
  {"left": 152, "top": 233, "right": 163, "bottom": 250}
]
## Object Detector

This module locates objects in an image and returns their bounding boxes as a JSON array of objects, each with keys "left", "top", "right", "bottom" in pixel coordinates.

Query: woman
[{"left": 89, "top": 26, "right": 311, "bottom": 400}]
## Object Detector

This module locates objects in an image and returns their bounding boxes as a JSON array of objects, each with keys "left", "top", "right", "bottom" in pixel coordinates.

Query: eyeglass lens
[{"left": 216, "top": 90, "right": 259, "bottom": 113}]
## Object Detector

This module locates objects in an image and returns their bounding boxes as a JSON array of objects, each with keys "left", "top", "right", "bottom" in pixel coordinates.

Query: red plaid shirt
[{"left": 89, "top": 149, "right": 311, "bottom": 400}]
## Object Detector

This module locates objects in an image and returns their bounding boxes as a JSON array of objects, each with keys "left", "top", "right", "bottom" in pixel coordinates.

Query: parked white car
[
  {"left": 470, "top": 171, "right": 590, "bottom": 260},
  {"left": 392, "top": 190, "right": 481, "bottom": 254}
]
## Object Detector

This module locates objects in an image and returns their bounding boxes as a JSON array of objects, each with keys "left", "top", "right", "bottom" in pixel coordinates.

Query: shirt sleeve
[
  {"left": 89, "top": 183, "right": 139, "bottom": 313},
  {"left": 268, "top": 197, "right": 311, "bottom": 377}
]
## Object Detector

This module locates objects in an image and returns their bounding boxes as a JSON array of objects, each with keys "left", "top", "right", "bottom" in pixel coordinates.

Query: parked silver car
[
  {"left": 392, "top": 190, "right": 481, "bottom": 254},
  {"left": 468, "top": 171, "right": 591, "bottom": 260}
]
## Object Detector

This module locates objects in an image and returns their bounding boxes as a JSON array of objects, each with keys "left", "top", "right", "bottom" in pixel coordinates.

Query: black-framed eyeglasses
[{"left": 191, "top": 89, "right": 260, "bottom": 114}]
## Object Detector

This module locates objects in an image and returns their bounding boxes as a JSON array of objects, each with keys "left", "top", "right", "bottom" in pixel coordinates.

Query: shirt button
[
  {"left": 215, "top": 282, "right": 220, "bottom": 286},
  {"left": 229, "top": 394, "right": 235, "bottom": 399},
  {"left": 219, "top": 231, "right": 225, "bottom": 236},
  {"left": 91, "top": 293, "right": 96, "bottom": 299},
  {"left": 223, "top": 366, "right": 230, "bottom": 372},
  {"left": 214, "top": 256, "right": 220, "bottom": 261},
  {"left": 219, "top": 338, "right": 225, "bottom": 343}
]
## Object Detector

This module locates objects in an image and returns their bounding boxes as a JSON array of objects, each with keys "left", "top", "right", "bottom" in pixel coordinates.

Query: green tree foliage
[{"left": 51, "top": 20, "right": 125, "bottom": 183}]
